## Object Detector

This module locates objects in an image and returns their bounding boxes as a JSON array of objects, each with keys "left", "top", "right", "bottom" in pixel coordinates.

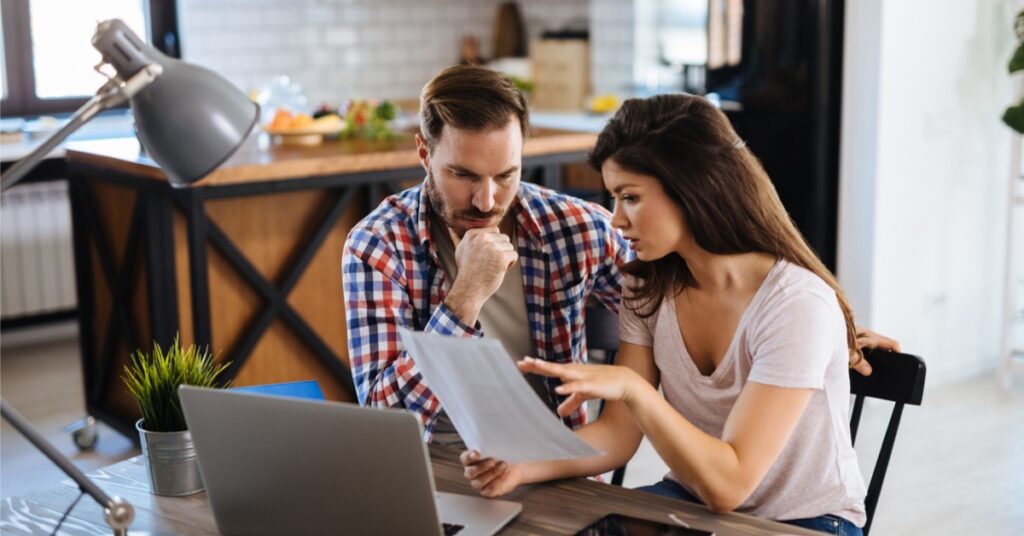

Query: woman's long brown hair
[{"left": 590, "top": 94, "right": 861, "bottom": 362}]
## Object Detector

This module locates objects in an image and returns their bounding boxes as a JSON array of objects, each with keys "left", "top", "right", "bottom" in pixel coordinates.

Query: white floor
[{"left": 2, "top": 323, "right": 1023, "bottom": 535}]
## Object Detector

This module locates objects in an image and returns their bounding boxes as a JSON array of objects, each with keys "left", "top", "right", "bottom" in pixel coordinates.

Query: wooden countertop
[{"left": 64, "top": 127, "right": 597, "bottom": 187}]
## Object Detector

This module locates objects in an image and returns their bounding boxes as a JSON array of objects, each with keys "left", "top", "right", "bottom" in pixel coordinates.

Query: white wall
[
  {"left": 177, "top": 0, "right": 589, "bottom": 105},
  {"left": 838, "top": 0, "right": 1020, "bottom": 386}
]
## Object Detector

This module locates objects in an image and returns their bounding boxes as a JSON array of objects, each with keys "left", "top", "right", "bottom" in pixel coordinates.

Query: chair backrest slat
[
  {"left": 849, "top": 349, "right": 926, "bottom": 405},
  {"left": 585, "top": 306, "right": 620, "bottom": 353},
  {"left": 849, "top": 394, "right": 866, "bottom": 445},
  {"left": 586, "top": 307, "right": 625, "bottom": 485},
  {"left": 848, "top": 349, "right": 926, "bottom": 535}
]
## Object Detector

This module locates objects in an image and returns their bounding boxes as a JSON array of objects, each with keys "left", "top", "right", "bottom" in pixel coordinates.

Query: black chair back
[
  {"left": 585, "top": 306, "right": 620, "bottom": 358},
  {"left": 584, "top": 306, "right": 627, "bottom": 486},
  {"left": 848, "top": 348, "right": 926, "bottom": 535}
]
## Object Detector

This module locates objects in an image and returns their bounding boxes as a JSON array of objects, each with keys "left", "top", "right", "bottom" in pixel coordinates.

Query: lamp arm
[
  {"left": 1, "top": 63, "right": 162, "bottom": 192},
  {"left": 1, "top": 399, "right": 135, "bottom": 534},
  {"left": 0, "top": 399, "right": 136, "bottom": 532},
  {"left": 1, "top": 82, "right": 119, "bottom": 192}
]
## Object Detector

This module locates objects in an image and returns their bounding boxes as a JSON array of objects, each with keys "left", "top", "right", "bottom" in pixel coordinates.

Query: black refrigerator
[{"left": 704, "top": 0, "right": 845, "bottom": 271}]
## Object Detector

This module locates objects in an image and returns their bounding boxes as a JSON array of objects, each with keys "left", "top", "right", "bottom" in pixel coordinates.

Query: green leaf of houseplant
[
  {"left": 122, "top": 335, "right": 231, "bottom": 432},
  {"left": 1009, "top": 43, "right": 1024, "bottom": 73},
  {"left": 1003, "top": 102, "right": 1024, "bottom": 134}
]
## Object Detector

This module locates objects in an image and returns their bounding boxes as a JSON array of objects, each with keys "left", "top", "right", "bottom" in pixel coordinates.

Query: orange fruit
[
  {"left": 269, "top": 109, "right": 293, "bottom": 130},
  {"left": 292, "top": 113, "right": 314, "bottom": 129}
]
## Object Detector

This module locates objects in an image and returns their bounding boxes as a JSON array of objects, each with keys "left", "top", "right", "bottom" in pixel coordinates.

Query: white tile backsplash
[
  {"left": 323, "top": 27, "right": 357, "bottom": 47},
  {"left": 178, "top": 0, "right": 635, "bottom": 106},
  {"left": 589, "top": 0, "right": 634, "bottom": 95}
]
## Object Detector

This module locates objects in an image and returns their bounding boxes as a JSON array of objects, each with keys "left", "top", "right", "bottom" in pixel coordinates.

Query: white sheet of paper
[{"left": 398, "top": 328, "right": 603, "bottom": 463}]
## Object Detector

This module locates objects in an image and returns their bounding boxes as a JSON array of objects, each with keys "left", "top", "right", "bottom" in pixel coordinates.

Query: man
[{"left": 342, "top": 65, "right": 631, "bottom": 443}]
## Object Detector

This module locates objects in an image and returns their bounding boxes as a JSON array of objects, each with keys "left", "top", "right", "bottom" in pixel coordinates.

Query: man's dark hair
[{"left": 419, "top": 65, "right": 529, "bottom": 152}]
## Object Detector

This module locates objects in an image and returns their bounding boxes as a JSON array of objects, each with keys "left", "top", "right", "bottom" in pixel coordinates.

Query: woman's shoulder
[
  {"left": 769, "top": 260, "right": 840, "bottom": 307},
  {"left": 749, "top": 260, "right": 844, "bottom": 335}
]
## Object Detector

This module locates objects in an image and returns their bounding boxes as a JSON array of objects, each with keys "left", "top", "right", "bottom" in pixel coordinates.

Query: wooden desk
[
  {"left": 1, "top": 445, "right": 817, "bottom": 535},
  {"left": 63, "top": 129, "right": 601, "bottom": 440}
]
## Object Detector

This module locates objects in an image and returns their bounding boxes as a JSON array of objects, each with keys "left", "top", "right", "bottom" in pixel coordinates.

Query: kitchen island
[{"left": 64, "top": 127, "right": 599, "bottom": 438}]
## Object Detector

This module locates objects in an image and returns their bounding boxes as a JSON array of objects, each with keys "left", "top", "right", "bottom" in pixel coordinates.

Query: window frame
[{"left": 0, "top": 0, "right": 179, "bottom": 118}]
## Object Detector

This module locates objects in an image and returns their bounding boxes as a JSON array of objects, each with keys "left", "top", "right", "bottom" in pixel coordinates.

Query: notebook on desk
[
  {"left": 231, "top": 380, "right": 325, "bottom": 400},
  {"left": 179, "top": 385, "right": 521, "bottom": 536}
]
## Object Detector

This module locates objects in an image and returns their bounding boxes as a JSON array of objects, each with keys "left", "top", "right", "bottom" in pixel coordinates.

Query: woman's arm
[
  {"left": 461, "top": 342, "right": 658, "bottom": 496},
  {"left": 626, "top": 380, "right": 813, "bottom": 512},
  {"left": 521, "top": 359, "right": 814, "bottom": 512}
]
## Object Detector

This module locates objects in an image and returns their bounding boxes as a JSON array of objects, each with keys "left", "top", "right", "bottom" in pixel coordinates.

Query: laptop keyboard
[{"left": 442, "top": 523, "right": 465, "bottom": 535}]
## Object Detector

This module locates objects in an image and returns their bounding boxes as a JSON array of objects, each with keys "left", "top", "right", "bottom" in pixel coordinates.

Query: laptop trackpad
[{"left": 436, "top": 492, "right": 522, "bottom": 536}]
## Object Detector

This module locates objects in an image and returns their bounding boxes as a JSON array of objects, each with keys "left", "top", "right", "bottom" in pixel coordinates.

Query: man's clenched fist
[{"left": 443, "top": 226, "right": 518, "bottom": 325}]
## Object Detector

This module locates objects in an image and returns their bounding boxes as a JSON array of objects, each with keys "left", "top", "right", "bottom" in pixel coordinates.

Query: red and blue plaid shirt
[{"left": 343, "top": 180, "right": 633, "bottom": 440}]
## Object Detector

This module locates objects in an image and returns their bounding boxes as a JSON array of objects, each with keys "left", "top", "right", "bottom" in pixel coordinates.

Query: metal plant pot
[{"left": 135, "top": 419, "right": 203, "bottom": 496}]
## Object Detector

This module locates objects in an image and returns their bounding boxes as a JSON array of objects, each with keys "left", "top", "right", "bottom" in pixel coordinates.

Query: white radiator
[{"left": 0, "top": 181, "right": 77, "bottom": 319}]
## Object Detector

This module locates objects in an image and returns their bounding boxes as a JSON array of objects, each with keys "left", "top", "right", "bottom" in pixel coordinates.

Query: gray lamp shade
[
  {"left": 131, "top": 59, "right": 259, "bottom": 185},
  {"left": 93, "top": 20, "right": 259, "bottom": 185}
]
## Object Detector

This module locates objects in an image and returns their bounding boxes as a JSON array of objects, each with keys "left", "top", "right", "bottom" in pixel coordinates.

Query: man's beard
[{"left": 425, "top": 169, "right": 507, "bottom": 237}]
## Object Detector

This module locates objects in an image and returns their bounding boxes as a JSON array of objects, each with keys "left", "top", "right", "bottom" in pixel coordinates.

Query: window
[
  {"left": 1, "top": 8, "right": 8, "bottom": 100},
  {"left": 633, "top": 0, "right": 711, "bottom": 94},
  {"left": 707, "top": 0, "right": 743, "bottom": 70},
  {"left": 631, "top": 0, "right": 745, "bottom": 94},
  {"left": 0, "top": 0, "right": 178, "bottom": 117}
]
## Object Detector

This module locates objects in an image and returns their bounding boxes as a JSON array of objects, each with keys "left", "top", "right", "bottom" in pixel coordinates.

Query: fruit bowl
[
  {"left": 262, "top": 122, "right": 345, "bottom": 145},
  {"left": 263, "top": 111, "right": 344, "bottom": 145}
]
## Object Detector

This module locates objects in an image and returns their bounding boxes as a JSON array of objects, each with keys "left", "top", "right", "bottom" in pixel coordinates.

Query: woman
[{"left": 460, "top": 94, "right": 898, "bottom": 534}]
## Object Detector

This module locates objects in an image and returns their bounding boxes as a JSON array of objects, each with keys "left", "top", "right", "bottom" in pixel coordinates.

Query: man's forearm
[
  {"left": 360, "top": 351, "right": 443, "bottom": 424},
  {"left": 442, "top": 281, "right": 485, "bottom": 327}
]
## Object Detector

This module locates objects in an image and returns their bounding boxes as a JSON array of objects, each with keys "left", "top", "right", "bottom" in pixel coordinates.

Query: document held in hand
[{"left": 398, "top": 328, "right": 603, "bottom": 463}]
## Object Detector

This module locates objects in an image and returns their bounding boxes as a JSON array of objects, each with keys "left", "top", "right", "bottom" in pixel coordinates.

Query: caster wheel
[{"left": 66, "top": 417, "right": 98, "bottom": 451}]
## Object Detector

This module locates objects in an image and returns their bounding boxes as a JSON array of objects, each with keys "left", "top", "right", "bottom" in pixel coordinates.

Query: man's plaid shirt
[{"left": 342, "top": 180, "right": 633, "bottom": 439}]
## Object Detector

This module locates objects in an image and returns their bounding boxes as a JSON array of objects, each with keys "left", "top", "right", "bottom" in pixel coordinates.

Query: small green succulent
[{"left": 122, "top": 336, "right": 230, "bottom": 432}]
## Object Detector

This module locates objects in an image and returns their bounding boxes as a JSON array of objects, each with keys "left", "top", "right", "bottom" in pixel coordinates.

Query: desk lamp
[
  {"left": 0, "top": 18, "right": 258, "bottom": 535},
  {"left": 2, "top": 18, "right": 258, "bottom": 189}
]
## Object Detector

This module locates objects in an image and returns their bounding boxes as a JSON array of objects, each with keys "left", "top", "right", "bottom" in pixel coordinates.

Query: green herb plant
[
  {"left": 506, "top": 75, "right": 534, "bottom": 94},
  {"left": 122, "top": 336, "right": 230, "bottom": 433},
  {"left": 341, "top": 99, "right": 399, "bottom": 141}
]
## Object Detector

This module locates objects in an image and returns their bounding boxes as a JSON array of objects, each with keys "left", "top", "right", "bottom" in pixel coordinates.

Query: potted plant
[{"left": 122, "top": 336, "right": 230, "bottom": 496}]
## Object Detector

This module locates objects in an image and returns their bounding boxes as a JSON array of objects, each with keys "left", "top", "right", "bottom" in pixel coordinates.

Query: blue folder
[{"left": 232, "top": 380, "right": 325, "bottom": 401}]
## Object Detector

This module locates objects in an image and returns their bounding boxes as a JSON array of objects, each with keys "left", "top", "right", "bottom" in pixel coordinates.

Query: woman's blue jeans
[{"left": 636, "top": 479, "right": 863, "bottom": 536}]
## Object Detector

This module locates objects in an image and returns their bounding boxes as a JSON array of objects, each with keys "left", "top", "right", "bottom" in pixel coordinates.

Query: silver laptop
[{"left": 178, "top": 386, "right": 522, "bottom": 536}]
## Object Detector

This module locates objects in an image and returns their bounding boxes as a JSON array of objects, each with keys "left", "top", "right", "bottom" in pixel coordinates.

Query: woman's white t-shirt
[{"left": 618, "top": 259, "right": 867, "bottom": 525}]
